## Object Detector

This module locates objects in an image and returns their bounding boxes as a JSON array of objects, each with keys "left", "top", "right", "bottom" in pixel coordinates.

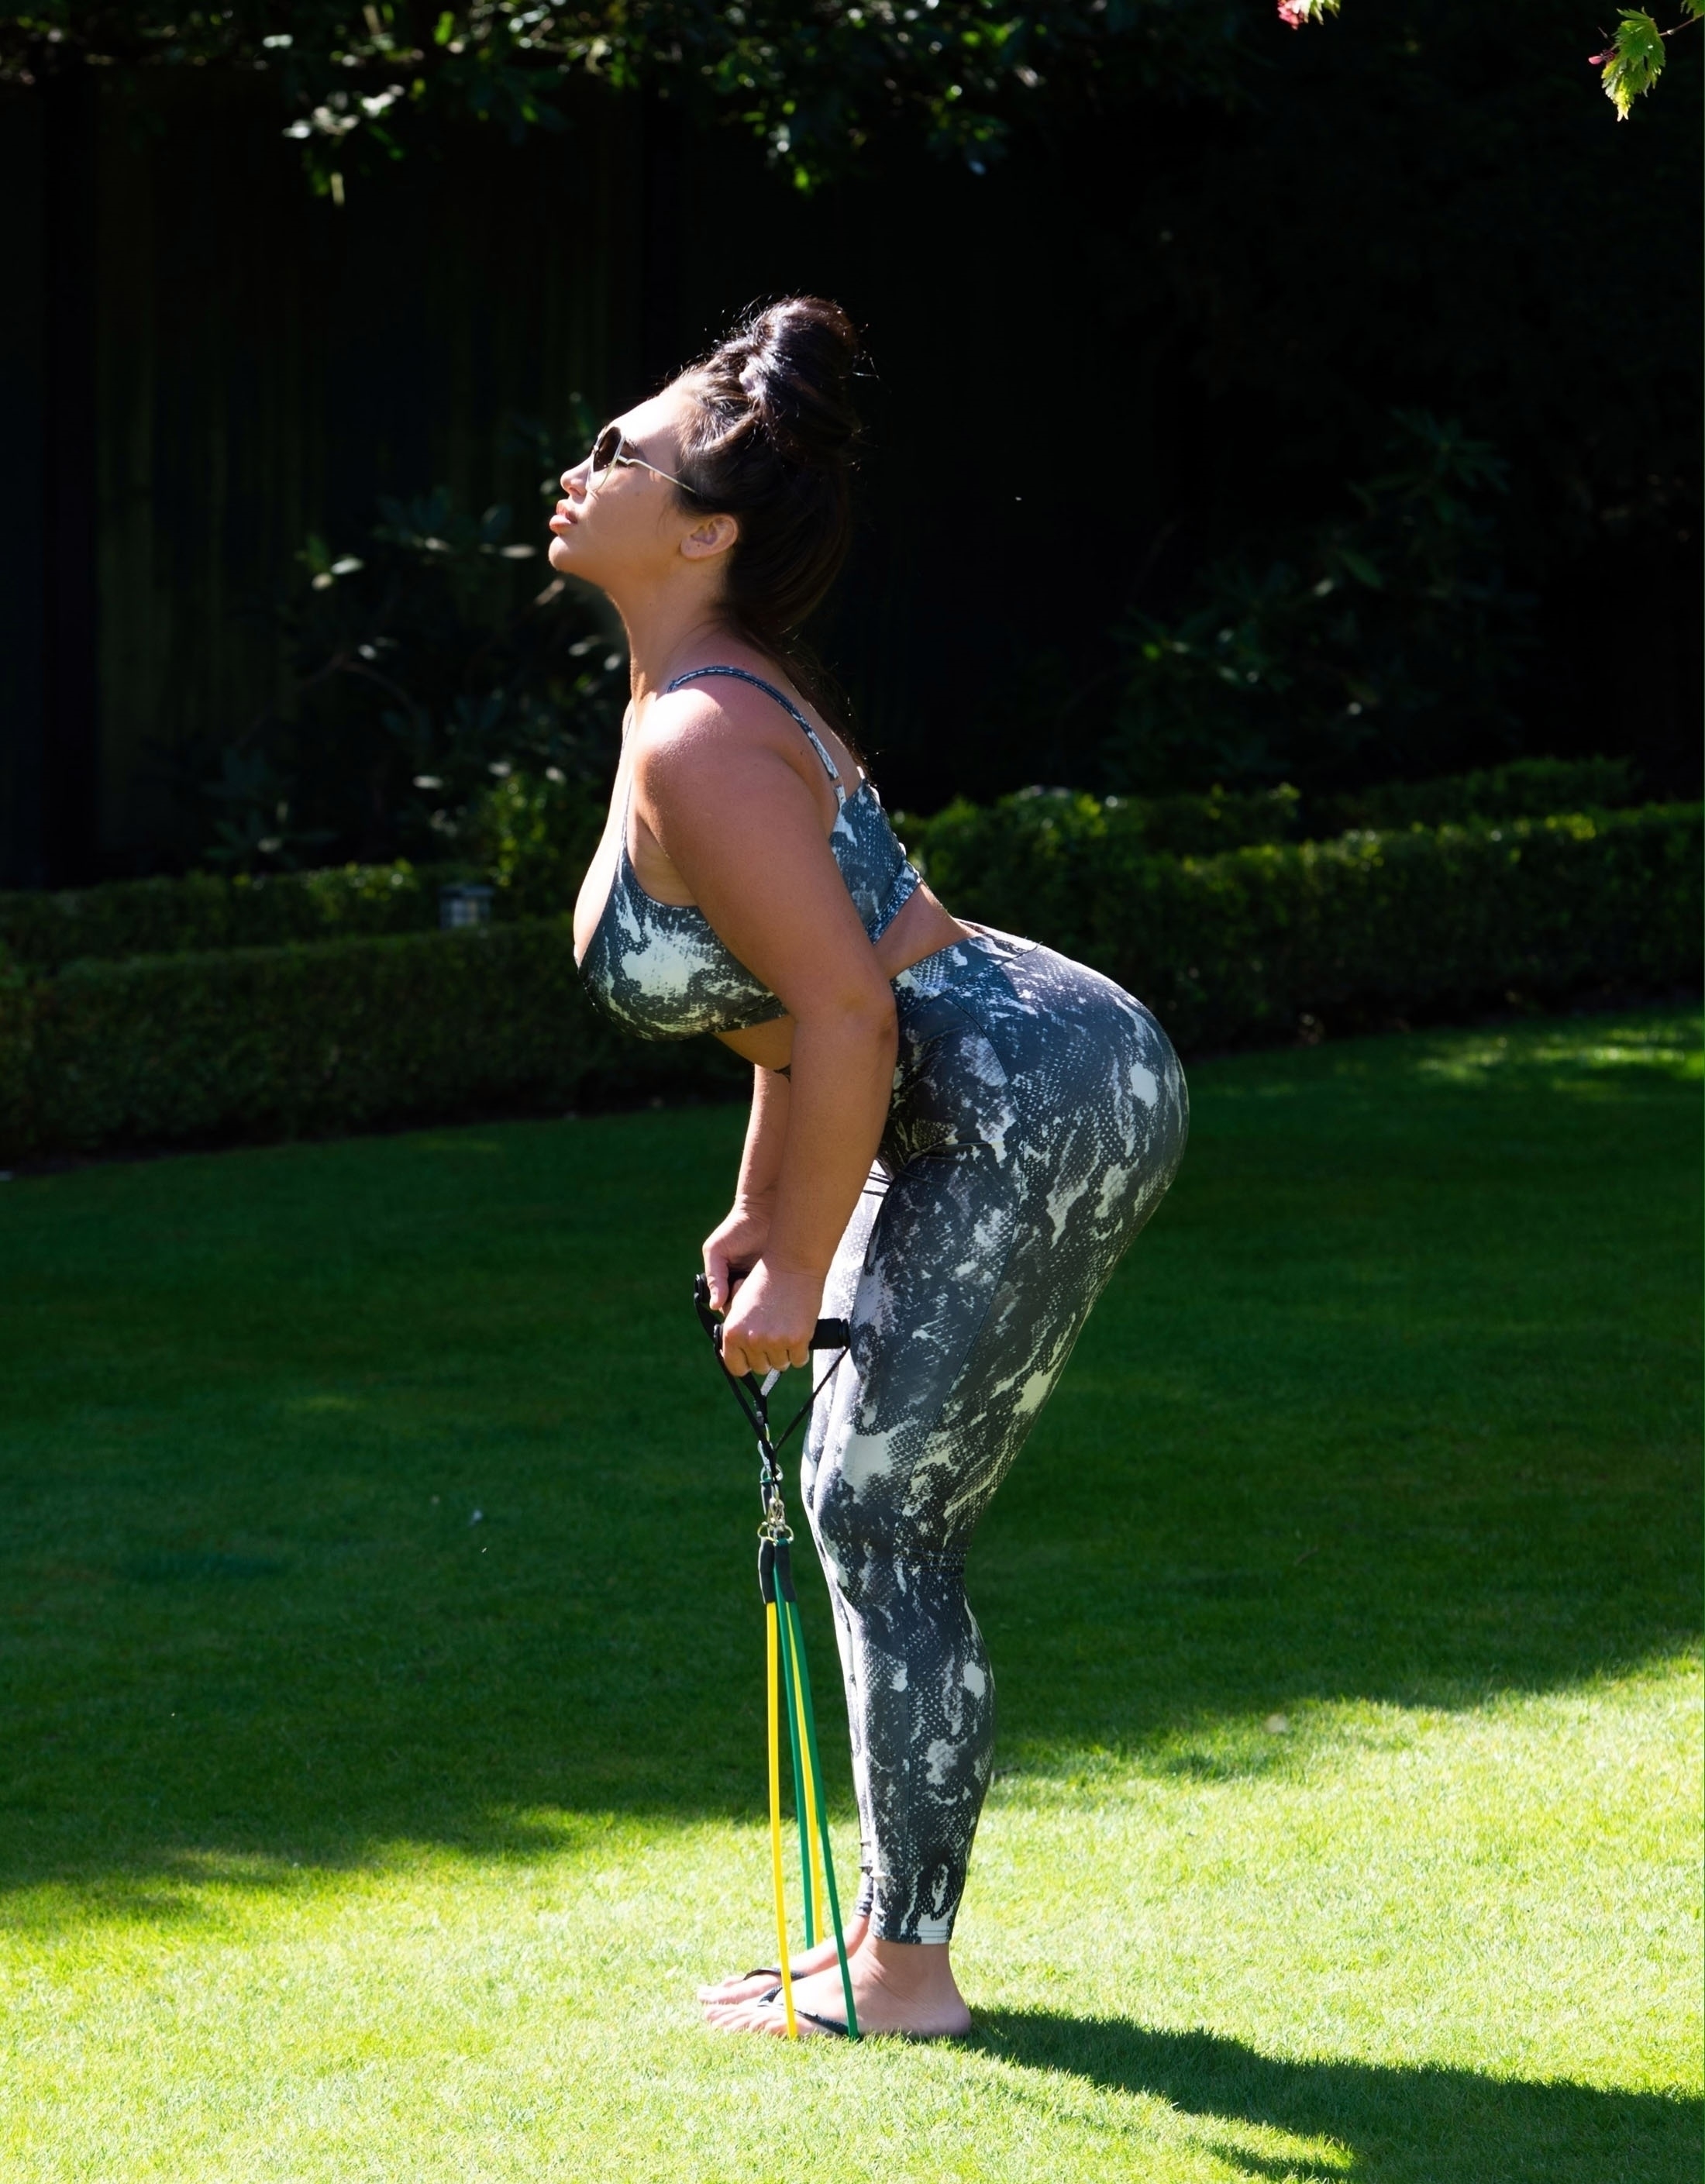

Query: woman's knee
[{"left": 808, "top": 1489, "right": 900, "bottom": 1607}]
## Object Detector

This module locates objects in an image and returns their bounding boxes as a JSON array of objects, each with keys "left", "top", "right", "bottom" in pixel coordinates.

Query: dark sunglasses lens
[{"left": 590, "top": 425, "right": 621, "bottom": 479}]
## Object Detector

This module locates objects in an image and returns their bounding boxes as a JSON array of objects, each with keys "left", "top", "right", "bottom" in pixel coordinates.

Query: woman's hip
[{"left": 883, "top": 926, "right": 1188, "bottom": 1185}]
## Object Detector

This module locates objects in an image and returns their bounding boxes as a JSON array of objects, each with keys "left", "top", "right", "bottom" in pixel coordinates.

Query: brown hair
[{"left": 673, "top": 295, "right": 863, "bottom": 722}]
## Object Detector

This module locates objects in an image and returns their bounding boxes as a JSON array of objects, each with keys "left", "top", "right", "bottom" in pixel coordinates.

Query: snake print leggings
[{"left": 799, "top": 926, "right": 1189, "bottom": 1944}]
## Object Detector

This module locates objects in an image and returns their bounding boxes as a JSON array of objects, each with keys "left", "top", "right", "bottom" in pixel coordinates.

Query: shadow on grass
[
  {"left": 0, "top": 1012, "right": 1698, "bottom": 1917},
  {"left": 975, "top": 2013, "right": 1703, "bottom": 2184}
]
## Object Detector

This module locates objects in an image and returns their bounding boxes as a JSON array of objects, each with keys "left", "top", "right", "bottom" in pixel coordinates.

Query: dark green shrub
[
  {"left": 1104, "top": 413, "right": 1537, "bottom": 794},
  {"left": 1313, "top": 756, "right": 1641, "bottom": 835},
  {"left": 897, "top": 787, "right": 1304, "bottom": 921},
  {"left": 4, "top": 807, "right": 1693, "bottom": 1162},
  {"left": 5, "top": 753, "right": 1646, "bottom": 980},
  {"left": 0, "top": 862, "right": 463, "bottom": 973},
  {"left": 0, "top": 940, "right": 32, "bottom": 1159},
  {"left": 466, "top": 770, "right": 609, "bottom": 921},
  {"left": 171, "top": 463, "right": 625, "bottom": 877},
  {"left": 1124, "top": 785, "right": 1305, "bottom": 857},
  {"left": 923, "top": 803, "right": 1699, "bottom": 1050},
  {"left": 11, "top": 921, "right": 744, "bottom": 1157},
  {"left": 901, "top": 756, "right": 1648, "bottom": 894}
]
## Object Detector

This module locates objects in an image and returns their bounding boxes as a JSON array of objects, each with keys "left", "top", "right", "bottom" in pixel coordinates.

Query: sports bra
[{"left": 577, "top": 665, "right": 922, "bottom": 1042}]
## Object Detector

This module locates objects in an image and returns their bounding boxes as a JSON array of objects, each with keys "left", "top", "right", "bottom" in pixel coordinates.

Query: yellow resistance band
[{"left": 765, "top": 1598, "right": 798, "bottom": 2038}]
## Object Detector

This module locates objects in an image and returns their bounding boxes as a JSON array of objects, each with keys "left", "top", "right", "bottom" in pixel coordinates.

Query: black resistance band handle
[{"left": 692, "top": 1274, "right": 849, "bottom": 1353}]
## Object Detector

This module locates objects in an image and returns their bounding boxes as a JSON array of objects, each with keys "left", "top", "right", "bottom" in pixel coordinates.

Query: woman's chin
[{"left": 546, "top": 535, "right": 579, "bottom": 573}]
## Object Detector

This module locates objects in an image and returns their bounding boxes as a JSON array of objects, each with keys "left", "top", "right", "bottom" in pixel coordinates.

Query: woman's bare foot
[
  {"left": 696, "top": 1914, "right": 870, "bottom": 2007},
  {"left": 702, "top": 1933, "right": 971, "bottom": 2039}
]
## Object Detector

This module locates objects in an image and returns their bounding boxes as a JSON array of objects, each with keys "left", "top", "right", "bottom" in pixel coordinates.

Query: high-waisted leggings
[{"left": 800, "top": 926, "right": 1189, "bottom": 1944}]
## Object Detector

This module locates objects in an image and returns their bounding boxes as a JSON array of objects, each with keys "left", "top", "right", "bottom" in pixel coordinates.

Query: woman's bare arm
[
  {"left": 639, "top": 696, "right": 897, "bottom": 1377},
  {"left": 702, "top": 1067, "right": 790, "bottom": 1313}
]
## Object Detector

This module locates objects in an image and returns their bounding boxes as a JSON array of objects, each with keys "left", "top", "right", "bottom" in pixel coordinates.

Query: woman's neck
[{"left": 614, "top": 584, "right": 739, "bottom": 710}]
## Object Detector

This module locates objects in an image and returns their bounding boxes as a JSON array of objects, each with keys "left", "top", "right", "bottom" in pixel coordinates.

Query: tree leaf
[{"left": 1596, "top": 10, "right": 1666, "bottom": 120}]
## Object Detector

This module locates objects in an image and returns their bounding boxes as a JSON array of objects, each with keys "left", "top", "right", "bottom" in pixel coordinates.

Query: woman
[{"left": 560, "top": 298, "right": 1188, "bottom": 2040}]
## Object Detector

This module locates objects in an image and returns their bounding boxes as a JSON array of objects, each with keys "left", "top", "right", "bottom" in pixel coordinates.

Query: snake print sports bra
[{"left": 577, "top": 665, "right": 922, "bottom": 1042}]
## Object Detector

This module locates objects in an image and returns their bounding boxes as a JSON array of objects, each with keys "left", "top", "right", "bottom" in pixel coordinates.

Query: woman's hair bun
[
  {"left": 725, "top": 296, "right": 860, "bottom": 466},
  {"left": 687, "top": 297, "right": 860, "bottom": 474},
  {"left": 672, "top": 297, "right": 865, "bottom": 670}
]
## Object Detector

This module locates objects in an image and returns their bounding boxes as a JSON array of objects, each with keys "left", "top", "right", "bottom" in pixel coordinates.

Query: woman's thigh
[{"left": 806, "top": 948, "right": 1186, "bottom": 1575}]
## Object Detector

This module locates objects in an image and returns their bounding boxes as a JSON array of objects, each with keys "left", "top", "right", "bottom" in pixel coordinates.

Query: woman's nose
[{"left": 560, "top": 464, "right": 586, "bottom": 494}]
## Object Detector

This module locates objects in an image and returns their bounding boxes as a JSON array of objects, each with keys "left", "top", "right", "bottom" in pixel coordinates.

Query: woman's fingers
[
  {"left": 722, "top": 1320, "right": 811, "bottom": 1376},
  {"left": 702, "top": 1243, "right": 751, "bottom": 1315},
  {"left": 707, "top": 1262, "right": 753, "bottom": 1318},
  {"left": 719, "top": 1263, "right": 822, "bottom": 1378},
  {"left": 711, "top": 1319, "right": 803, "bottom": 1371},
  {"left": 702, "top": 1205, "right": 772, "bottom": 1314}
]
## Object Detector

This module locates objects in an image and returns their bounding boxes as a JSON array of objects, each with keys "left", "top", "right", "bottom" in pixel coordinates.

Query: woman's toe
[{"left": 702, "top": 1996, "right": 780, "bottom": 2033}]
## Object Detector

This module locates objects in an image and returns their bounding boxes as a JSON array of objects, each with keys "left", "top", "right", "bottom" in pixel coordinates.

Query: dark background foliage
[{"left": 0, "top": 0, "right": 1696, "bottom": 883}]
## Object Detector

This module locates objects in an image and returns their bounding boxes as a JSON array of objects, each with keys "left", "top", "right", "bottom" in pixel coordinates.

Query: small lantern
[{"left": 439, "top": 883, "right": 494, "bottom": 930}]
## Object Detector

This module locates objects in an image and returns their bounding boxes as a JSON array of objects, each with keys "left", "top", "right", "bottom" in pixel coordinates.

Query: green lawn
[{"left": 1, "top": 1010, "right": 1699, "bottom": 2182}]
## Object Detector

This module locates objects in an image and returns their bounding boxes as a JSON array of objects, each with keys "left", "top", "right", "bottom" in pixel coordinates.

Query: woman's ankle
[{"left": 861, "top": 1935, "right": 962, "bottom": 1999}]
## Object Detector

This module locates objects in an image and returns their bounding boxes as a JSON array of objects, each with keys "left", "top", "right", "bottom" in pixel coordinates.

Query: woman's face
[{"left": 546, "top": 384, "right": 717, "bottom": 591}]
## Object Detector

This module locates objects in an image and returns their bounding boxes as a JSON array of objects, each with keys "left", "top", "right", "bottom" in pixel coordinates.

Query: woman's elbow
[{"left": 799, "top": 979, "right": 897, "bottom": 1053}]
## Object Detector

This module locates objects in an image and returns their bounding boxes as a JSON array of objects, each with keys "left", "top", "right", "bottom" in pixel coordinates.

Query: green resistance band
[
  {"left": 765, "top": 1534, "right": 859, "bottom": 2038},
  {"left": 696, "top": 1276, "right": 861, "bottom": 2042}
]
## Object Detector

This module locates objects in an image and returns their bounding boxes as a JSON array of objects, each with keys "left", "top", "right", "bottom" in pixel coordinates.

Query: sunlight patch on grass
[
  {"left": 1411, "top": 1011, "right": 1702, "bottom": 1089},
  {"left": 982, "top": 1657, "right": 1701, "bottom": 2093},
  {"left": 1, "top": 1009, "right": 1697, "bottom": 2181},
  {"left": 2, "top": 1664, "right": 1697, "bottom": 2180}
]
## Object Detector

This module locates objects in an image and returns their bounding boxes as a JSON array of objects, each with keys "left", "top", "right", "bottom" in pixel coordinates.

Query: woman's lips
[{"left": 549, "top": 505, "right": 577, "bottom": 532}]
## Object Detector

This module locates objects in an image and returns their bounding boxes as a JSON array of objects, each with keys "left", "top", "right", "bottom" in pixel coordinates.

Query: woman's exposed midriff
[{"left": 714, "top": 882, "right": 974, "bottom": 1072}]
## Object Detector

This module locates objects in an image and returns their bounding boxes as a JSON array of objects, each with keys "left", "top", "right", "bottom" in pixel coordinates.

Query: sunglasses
[{"left": 587, "top": 422, "right": 701, "bottom": 498}]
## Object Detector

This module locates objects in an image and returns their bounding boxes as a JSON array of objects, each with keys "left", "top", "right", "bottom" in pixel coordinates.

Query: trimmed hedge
[
  {"left": 1311, "top": 754, "right": 1641, "bottom": 835},
  {"left": 900, "top": 786, "right": 1314, "bottom": 921},
  {"left": 0, "top": 942, "right": 31, "bottom": 1156},
  {"left": 910, "top": 802, "right": 1701, "bottom": 1049},
  {"left": 0, "top": 804, "right": 1696, "bottom": 1161},
  {"left": 898, "top": 756, "right": 1648, "bottom": 880},
  {"left": 2, "top": 755, "right": 1645, "bottom": 974},
  {"left": 0, "top": 921, "right": 746, "bottom": 1158},
  {"left": 0, "top": 861, "right": 463, "bottom": 973}
]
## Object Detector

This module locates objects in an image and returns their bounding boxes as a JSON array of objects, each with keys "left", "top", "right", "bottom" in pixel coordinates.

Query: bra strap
[{"left": 665, "top": 664, "right": 848, "bottom": 808}]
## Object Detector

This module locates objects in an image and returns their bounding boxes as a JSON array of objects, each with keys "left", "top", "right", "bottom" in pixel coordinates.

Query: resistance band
[{"left": 694, "top": 1274, "right": 860, "bottom": 2041}]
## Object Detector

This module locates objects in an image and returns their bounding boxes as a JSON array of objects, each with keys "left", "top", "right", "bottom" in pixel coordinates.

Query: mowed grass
[{"left": 0, "top": 1009, "right": 1699, "bottom": 2183}]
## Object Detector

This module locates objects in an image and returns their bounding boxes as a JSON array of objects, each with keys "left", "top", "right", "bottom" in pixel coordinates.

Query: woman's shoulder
[{"left": 637, "top": 664, "right": 832, "bottom": 787}]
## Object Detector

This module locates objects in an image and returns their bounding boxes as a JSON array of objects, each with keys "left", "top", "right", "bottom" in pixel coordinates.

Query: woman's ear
[{"left": 680, "top": 512, "right": 740, "bottom": 563}]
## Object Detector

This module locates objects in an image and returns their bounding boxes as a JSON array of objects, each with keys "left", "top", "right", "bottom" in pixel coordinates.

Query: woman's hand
[
  {"left": 702, "top": 1198, "right": 775, "bottom": 1314},
  {"left": 719, "top": 1261, "right": 825, "bottom": 1380}
]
